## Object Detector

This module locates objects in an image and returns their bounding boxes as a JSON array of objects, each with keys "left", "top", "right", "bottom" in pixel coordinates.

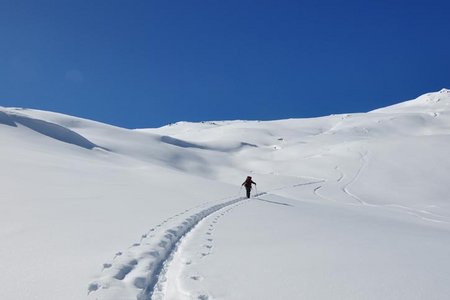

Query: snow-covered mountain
[{"left": 1, "top": 89, "right": 450, "bottom": 300}]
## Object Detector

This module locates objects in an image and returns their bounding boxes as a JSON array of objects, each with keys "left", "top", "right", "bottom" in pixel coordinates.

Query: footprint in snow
[
  {"left": 190, "top": 275, "right": 203, "bottom": 281},
  {"left": 88, "top": 282, "right": 100, "bottom": 293},
  {"left": 146, "top": 250, "right": 160, "bottom": 258},
  {"left": 134, "top": 277, "right": 146, "bottom": 289},
  {"left": 103, "top": 263, "right": 112, "bottom": 269},
  {"left": 114, "top": 265, "right": 134, "bottom": 280}
]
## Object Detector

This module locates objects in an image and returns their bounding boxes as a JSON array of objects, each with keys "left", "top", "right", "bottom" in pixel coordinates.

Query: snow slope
[{"left": 1, "top": 88, "right": 450, "bottom": 299}]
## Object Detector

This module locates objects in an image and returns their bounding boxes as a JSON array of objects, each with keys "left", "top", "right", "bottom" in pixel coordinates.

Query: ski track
[
  {"left": 342, "top": 150, "right": 369, "bottom": 206},
  {"left": 315, "top": 152, "right": 449, "bottom": 224},
  {"left": 313, "top": 185, "right": 336, "bottom": 203},
  {"left": 151, "top": 199, "right": 251, "bottom": 300},
  {"left": 343, "top": 151, "right": 449, "bottom": 223},
  {"left": 88, "top": 165, "right": 449, "bottom": 299},
  {"left": 87, "top": 193, "right": 266, "bottom": 300},
  {"left": 334, "top": 165, "right": 344, "bottom": 182}
]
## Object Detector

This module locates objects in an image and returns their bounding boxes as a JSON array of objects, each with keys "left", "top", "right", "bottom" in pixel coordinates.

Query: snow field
[
  {"left": 162, "top": 192, "right": 450, "bottom": 300},
  {"left": 1, "top": 89, "right": 450, "bottom": 299},
  {"left": 88, "top": 193, "right": 266, "bottom": 300}
]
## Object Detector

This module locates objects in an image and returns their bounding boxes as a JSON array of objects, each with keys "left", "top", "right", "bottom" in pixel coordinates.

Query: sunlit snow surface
[{"left": 1, "top": 89, "right": 450, "bottom": 300}]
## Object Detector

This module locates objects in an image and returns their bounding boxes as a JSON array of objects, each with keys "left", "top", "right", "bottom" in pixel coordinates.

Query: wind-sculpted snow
[
  {"left": 1, "top": 109, "right": 103, "bottom": 150},
  {"left": 160, "top": 135, "right": 210, "bottom": 150},
  {"left": 87, "top": 193, "right": 265, "bottom": 300},
  {"left": 0, "top": 111, "right": 18, "bottom": 127},
  {"left": 161, "top": 135, "right": 258, "bottom": 152}
]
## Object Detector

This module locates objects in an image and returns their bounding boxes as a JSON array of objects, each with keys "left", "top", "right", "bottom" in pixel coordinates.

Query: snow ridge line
[
  {"left": 87, "top": 193, "right": 265, "bottom": 300},
  {"left": 137, "top": 193, "right": 265, "bottom": 300}
]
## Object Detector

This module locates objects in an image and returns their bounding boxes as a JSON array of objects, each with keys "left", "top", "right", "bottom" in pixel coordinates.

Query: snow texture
[{"left": 1, "top": 89, "right": 450, "bottom": 300}]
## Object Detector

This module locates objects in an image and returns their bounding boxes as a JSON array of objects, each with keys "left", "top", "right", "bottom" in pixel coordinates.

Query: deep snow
[{"left": 1, "top": 89, "right": 450, "bottom": 299}]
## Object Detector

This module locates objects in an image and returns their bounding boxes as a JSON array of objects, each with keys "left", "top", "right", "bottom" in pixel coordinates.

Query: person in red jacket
[{"left": 242, "top": 176, "right": 256, "bottom": 198}]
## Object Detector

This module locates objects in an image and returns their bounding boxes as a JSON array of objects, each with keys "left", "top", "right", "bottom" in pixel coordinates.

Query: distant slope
[{"left": 372, "top": 88, "right": 450, "bottom": 113}]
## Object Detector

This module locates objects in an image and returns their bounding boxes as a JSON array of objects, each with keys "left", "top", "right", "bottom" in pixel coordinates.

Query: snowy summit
[{"left": 1, "top": 89, "right": 450, "bottom": 300}]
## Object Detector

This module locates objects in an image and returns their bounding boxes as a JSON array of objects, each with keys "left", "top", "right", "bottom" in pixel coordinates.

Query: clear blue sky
[{"left": 1, "top": 0, "right": 449, "bottom": 128}]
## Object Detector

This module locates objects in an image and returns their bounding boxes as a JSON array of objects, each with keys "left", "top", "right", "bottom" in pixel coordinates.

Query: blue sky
[{"left": 1, "top": 0, "right": 449, "bottom": 128}]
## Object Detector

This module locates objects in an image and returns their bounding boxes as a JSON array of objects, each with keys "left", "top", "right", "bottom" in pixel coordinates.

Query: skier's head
[{"left": 247, "top": 176, "right": 252, "bottom": 179}]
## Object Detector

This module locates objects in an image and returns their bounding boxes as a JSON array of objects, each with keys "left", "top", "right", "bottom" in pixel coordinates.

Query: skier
[{"left": 242, "top": 176, "right": 256, "bottom": 198}]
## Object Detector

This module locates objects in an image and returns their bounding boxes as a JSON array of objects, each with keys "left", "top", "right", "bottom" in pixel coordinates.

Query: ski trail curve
[
  {"left": 150, "top": 199, "right": 252, "bottom": 300},
  {"left": 336, "top": 151, "right": 449, "bottom": 223},
  {"left": 136, "top": 193, "right": 264, "bottom": 300},
  {"left": 87, "top": 193, "right": 265, "bottom": 300},
  {"left": 342, "top": 151, "right": 368, "bottom": 205}
]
